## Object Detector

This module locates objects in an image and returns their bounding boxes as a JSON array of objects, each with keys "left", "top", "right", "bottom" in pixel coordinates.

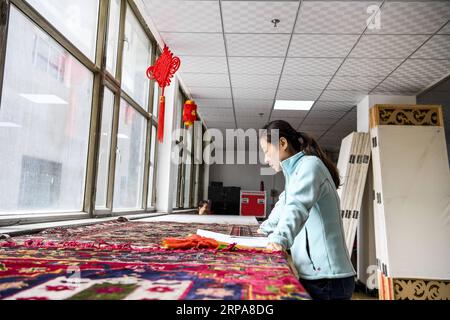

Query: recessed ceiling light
[
  {"left": 274, "top": 100, "right": 314, "bottom": 111},
  {"left": 20, "top": 94, "right": 68, "bottom": 105}
]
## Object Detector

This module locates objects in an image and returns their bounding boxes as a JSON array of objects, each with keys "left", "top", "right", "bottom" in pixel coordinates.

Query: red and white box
[{"left": 240, "top": 191, "right": 266, "bottom": 218}]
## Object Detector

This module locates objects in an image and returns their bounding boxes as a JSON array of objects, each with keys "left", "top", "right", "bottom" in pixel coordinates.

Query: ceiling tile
[
  {"left": 264, "top": 115, "right": 303, "bottom": 129},
  {"left": 236, "top": 119, "right": 267, "bottom": 129},
  {"left": 367, "top": 1, "right": 450, "bottom": 35},
  {"left": 374, "top": 59, "right": 450, "bottom": 94},
  {"left": 299, "top": 123, "right": 334, "bottom": 132},
  {"left": 370, "top": 88, "right": 418, "bottom": 96},
  {"left": 180, "top": 73, "right": 230, "bottom": 87},
  {"left": 271, "top": 110, "right": 309, "bottom": 118},
  {"left": 145, "top": 0, "right": 221, "bottom": 32},
  {"left": 276, "top": 89, "right": 322, "bottom": 101},
  {"left": 391, "top": 59, "right": 450, "bottom": 82},
  {"left": 336, "top": 58, "right": 403, "bottom": 77},
  {"left": 178, "top": 56, "right": 228, "bottom": 74},
  {"left": 206, "top": 121, "right": 236, "bottom": 129},
  {"left": 284, "top": 58, "right": 343, "bottom": 76},
  {"left": 308, "top": 110, "right": 348, "bottom": 119},
  {"left": 373, "top": 73, "right": 448, "bottom": 94},
  {"left": 202, "top": 113, "right": 234, "bottom": 122},
  {"left": 279, "top": 75, "right": 331, "bottom": 90},
  {"left": 350, "top": 35, "right": 428, "bottom": 58},
  {"left": 199, "top": 109, "right": 234, "bottom": 123},
  {"left": 312, "top": 101, "right": 354, "bottom": 112},
  {"left": 222, "top": 1, "right": 299, "bottom": 34},
  {"left": 190, "top": 87, "right": 231, "bottom": 99},
  {"left": 328, "top": 76, "right": 383, "bottom": 91},
  {"left": 161, "top": 33, "right": 225, "bottom": 56},
  {"left": 277, "top": 118, "right": 304, "bottom": 129},
  {"left": 288, "top": 34, "right": 359, "bottom": 57},
  {"left": 231, "top": 74, "right": 280, "bottom": 88},
  {"left": 196, "top": 99, "right": 233, "bottom": 109},
  {"left": 438, "top": 22, "right": 450, "bottom": 34},
  {"left": 200, "top": 107, "right": 234, "bottom": 117},
  {"left": 234, "top": 99, "right": 274, "bottom": 110},
  {"left": 319, "top": 90, "right": 366, "bottom": 103},
  {"left": 295, "top": 1, "right": 381, "bottom": 34},
  {"left": 233, "top": 87, "right": 276, "bottom": 99},
  {"left": 411, "top": 35, "right": 450, "bottom": 59},
  {"left": 236, "top": 108, "right": 271, "bottom": 118},
  {"left": 303, "top": 130, "right": 326, "bottom": 140},
  {"left": 228, "top": 57, "right": 285, "bottom": 75},
  {"left": 301, "top": 117, "right": 339, "bottom": 126},
  {"left": 226, "top": 34, "right": 290, "bottom": 57}
]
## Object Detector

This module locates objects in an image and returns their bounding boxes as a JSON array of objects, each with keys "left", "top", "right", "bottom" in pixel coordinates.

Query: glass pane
[
  {"left": 95, "top": 88, "right": 114, "bottom": 209},
  {"left": 0, "top": 8, "right": 93, "bottom": 214},
  {"left": 152, "top": 81, "right": 159, "bottom": 118},
  {"left": 26, "top": 0, "right": 100, "bottom": 61},
  {"left": 106, "top": 0, "right": 120, "bottom": 75},
  {"left": 113, "top": 99, "right": 146, "bottom": 210},
  {"left": 122, "top": 4, "right": 152, "bottom": 109},
  {"left": 173, "top": 90, "right": 183, "bottom": 209},
  {"left": 147, "top": 125, "right": 157, "bottom": 208},
  {"left": 183, "top": 126, "right": 193, "bottom": 209}
]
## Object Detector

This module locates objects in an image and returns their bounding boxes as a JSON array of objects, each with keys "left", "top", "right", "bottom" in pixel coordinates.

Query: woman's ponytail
[{"left": 262, "top": 120, "right": 341, "bottom": 189}]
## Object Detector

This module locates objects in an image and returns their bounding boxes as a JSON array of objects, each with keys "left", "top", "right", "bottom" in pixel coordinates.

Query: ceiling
[{"left": 137, "top": 0, "right": 450, "bottom": 151}]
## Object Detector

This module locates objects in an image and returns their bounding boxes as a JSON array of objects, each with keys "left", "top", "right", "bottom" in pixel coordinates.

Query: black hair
[
  {"left": 198, "top": 200, "right": 208, "bottom": 208},
  {"left": 261, "top": 120, "right": 341, "bottom": 189}
]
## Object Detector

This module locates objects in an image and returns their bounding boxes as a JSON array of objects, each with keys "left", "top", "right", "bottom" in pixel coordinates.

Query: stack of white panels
[
  {"left": 337, "top": 132, "right": 372, "bottom": 256},
  {"left": 369, "top": 104, "right": 450, "bottom": 300}
]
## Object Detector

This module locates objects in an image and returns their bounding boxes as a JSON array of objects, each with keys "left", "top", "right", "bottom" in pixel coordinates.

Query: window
[
  {"left": 122, "top": 4, "right": 152, "bottom": 109},
  {"left": 0, "top": 1, "right": 159, "bottom": 221},
  {"left": 152, "top": 81, "right": 159, "bottom": 118},
  {"left": 173, "top": 90, "right": 184, "bottom": 209},
  {"left": 106, "top": 0, "right": 121, "bottom": 76},
  {"left": 26, "top": 0, "right": 100, "bottom": 61},
  {"left": 0, "top": 7, "right": 94, "bottom": 214},
  {"left": 113, "top": 99, "right": 147, "bottom": 210},
  {"left": 183, "top": 126, "right": 194, "bottom": 209},
  {"left": 147, "top": 125, "right": 157, "bottom": 208},
  {"left": 95, "top": 88, "right": 115, "bottom": 209}
]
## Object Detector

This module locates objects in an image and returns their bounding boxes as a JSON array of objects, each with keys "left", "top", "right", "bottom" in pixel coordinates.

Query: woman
[
  {"left": 198, "top": 200, "right": 209, "bottom": 215},
  {"left": 258, "top": 120, "right": 355, "bottom": 300}
]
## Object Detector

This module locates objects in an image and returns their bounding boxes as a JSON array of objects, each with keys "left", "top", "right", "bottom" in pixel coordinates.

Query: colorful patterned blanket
[
  {"left": 11, "top": 220, "right": 259, "bottom": 247},
  {"left": 0, "top": 243, "right": 309, "bottom": 300},
  {"left": 0, "top": 220, "right": 310, "bottom": 300}
]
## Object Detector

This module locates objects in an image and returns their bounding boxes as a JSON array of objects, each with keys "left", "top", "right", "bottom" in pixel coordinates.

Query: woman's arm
[
  {"left": 259, "top": 191, "right": 285, "bottom": 234},
  {"left": 268, "top": 158, "right": 326, "bottom": 249}
]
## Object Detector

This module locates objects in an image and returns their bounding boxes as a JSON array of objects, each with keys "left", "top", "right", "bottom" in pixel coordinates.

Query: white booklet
[{"left": 196, "top": 229, "right": 269, "bottom": 248}]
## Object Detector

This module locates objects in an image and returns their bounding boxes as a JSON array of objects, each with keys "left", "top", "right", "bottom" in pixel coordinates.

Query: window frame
[{"left": 0, "top": 0, "right": 161, "bottom": 226}]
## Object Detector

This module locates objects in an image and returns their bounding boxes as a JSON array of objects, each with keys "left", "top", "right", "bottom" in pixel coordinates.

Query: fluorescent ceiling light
[
  {"left": 0, "top": 122, "right": 21, "bottom": 128},
  {"left": 274, "top": 100, "right": 314, "bottom": 111},
  {"left": 20, "top": 94, "right": 68, "bottom": 105}
]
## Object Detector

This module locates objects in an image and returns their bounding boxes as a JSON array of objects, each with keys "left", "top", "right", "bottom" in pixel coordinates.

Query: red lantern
[
  {"left": 183, "top": 100, "right": 198, "bottom": 127},
  {"left": 146, "top": 45, "right": 181, "bottom": 142}
]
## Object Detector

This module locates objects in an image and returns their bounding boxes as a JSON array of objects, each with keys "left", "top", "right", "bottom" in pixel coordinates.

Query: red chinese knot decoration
[
  {"left": 183, "top": 100, "right": 198, "bottom": 127},
  {"left": 146, "top": 45, "right": 181, "bottom": 142}
]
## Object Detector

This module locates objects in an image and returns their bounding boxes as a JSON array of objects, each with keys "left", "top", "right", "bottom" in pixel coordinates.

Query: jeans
[{"left": 299, "top": 276, "right": 355, "bottom": 300}]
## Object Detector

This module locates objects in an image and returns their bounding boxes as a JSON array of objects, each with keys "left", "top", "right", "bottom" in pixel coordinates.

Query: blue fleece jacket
[{"left": 260, "top": 151, "right": 355, "bottom": 280}]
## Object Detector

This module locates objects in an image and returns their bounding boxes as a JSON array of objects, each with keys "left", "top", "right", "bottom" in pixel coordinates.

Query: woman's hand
[
  {"left": 256, "top": 228, "right": 267, "bottom": 235},
  {"left": 267, "top": 242, "right": 285, "bottom": 252}
]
